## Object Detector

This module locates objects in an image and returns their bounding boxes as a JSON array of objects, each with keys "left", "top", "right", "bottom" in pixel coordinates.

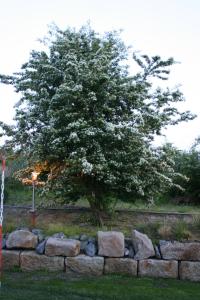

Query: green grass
[
  {"left": 116, "top": 201, "right": 200, "bottom": 213},
  {"left": 75, "top": 198, "right": 200, "bottom": 214},
  {"left": 1, "top": 271, "right": 200, "bottom": 300}
]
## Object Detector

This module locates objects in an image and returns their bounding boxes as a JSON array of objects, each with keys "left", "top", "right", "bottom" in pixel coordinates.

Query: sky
[{"left": 0, "top": 0, "right": 200, "bottom": 149}]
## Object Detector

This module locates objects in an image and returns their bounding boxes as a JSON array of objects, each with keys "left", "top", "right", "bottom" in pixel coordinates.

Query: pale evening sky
[{"left": 0, "top": 0, "right": 200, "bottom": 149}]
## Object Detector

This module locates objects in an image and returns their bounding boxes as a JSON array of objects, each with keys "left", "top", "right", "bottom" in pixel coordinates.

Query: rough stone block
[
  {"left": 160, "top": 241, "right": 200, "bottom": 261},
  {"left": 180, "top": 261, "right": 200, "bottom": 281},
  {"left": 6, "top": 230, "right": 38, "bottom": 249},
  {"left": 66, "top": 255, "right": 104, "bottom": 276},
  {"left": 2, "top": 250, "right": 20, "bottom": 270},
  {"left": 139, "top": 259, "right": 178, "bottom": 279},
  {"left": 45, "top": 237, "right": 80, "bottom": 257},
  {"left": 20, "top": 251, "right": 64, "bottom": 271},
  {"left": 98, "top": 231, "right": 124, "bottom": 257},
  {"left": 104, "top": 258, "right": 137, "bottom": 275},
  {"left": 132, "top": 230, "right": 155, "bottom": 260}
]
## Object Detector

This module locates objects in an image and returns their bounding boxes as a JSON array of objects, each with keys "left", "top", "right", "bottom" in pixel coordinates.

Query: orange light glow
[{"left": 31, "top": 171, "right": 39, "bottom": 181}]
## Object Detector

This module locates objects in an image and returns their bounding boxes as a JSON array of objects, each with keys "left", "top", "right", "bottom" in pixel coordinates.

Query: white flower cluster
[
  {"left": 81, "top": 158, "right": 93, "bottom": 174},
  {"left": 69, "top": 132, "right": 79, "bottom": 142}
]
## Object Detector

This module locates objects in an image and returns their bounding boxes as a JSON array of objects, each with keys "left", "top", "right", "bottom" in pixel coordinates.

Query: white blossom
[
  {"left": 81, "top": 158, "right": 93, "bottom": 174},
  {"left": 69, "top": 132, "right": 79, "bottom": 142}
]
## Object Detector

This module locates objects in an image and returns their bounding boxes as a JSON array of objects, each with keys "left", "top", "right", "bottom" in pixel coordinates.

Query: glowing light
[{"left": 31, "top": 171, "right": 39, "bottom": 182}]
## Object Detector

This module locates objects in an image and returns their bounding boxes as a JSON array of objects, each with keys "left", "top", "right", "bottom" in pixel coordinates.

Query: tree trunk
[{"left": 88, "top": 191, "right": 105, "bottom": 227}]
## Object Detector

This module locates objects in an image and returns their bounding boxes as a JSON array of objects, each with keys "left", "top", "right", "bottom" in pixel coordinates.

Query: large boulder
[
  {"left": 6, "top": 230, "right": 38, "bottom": 249},
  {"left": 2, "top": 250, "right": 20, "bottom": 270},
  {"left": 132, "top": 230, "right": 155, "bottom": 259},
  {"left": 159, "top": 241, "right": 200, "bottom": 261},
  {"left": 104, "top": 258, "right": 137, "bottom": 275},
  {"left": 179, "top": 261, "right": 200, "bottom": 282},
  {"left": 45, "top": 237, "right": 80, "bottom": 257},
  {"left": 21, "top": 251, "right": 64, "bottom": 271},
  {"left": 66, "top": 255, "right": 104, "bottom": 276},
  {"left": 98, "top": 231, "right": 124, "bottom": 257},
  {"left": 139, "top": 259, "right": 178, "bottom": 279}
]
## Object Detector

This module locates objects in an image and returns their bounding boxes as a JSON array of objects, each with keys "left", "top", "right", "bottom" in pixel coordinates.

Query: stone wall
[
  {"left": 2, "top": 228, "right": 200, "bottom": 282},
  {"left": 4, "top": 206, "right": 196, "bottom": 231}
]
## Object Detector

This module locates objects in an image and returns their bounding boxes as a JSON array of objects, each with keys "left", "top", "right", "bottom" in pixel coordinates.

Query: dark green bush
[{"left": 165, "top": 146, "right": 200, "bottom": 204}]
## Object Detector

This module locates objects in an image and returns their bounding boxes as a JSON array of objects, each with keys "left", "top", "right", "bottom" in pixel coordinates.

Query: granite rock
[
  {"left": 66, "top": 255, "right": 104, "bottom": 276},
  {"left": 98, "top": 231, "right": 124, "bottom": 257},
  {"left": 160, "top": 241, "right": 200, "bottom": 261},
  {"left": 104, "top": 258, "right": 137, "bottom": 275},
  {"left": 132, "top": 230, "right": 155, "bottom": 260},
  {"left": 45, "top": 237, "right": 80, "bottom": 257},
  {"left": 36, "top": 239, "right": 47, "bottom": 255},
  {"left": 21, "top": 251, "right": 64, "bottom": 271},
  {"left": 6, "top": 230, "right": 38, "bottom": 249},
  {"left": 139, "top": 259, "right": 178, "bottom": 279},
  {"left": 2, "top": 250, "right": 20, "bottom": 270},
  {"left": 85, "top": 241, "right": 97, "bottom": 257},
  {"left": 180, "top": 261, "right": 200, "bottom": 281}
]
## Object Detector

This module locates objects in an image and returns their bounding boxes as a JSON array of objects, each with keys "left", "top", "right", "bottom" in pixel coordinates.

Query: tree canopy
[
  {"left": 0, "top": 24, "right": 194, "bottom": 220},
  {"left": 164, "top": 142, "right": 200, "bottom": 204}
]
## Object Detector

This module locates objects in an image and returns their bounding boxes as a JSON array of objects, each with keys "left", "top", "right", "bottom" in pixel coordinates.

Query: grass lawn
[
  {"left": 74, "top": 198, "right": 200, "bottom": 214},
  {"left": 1, "top": 271, "right": 200, "bottom": 300}
]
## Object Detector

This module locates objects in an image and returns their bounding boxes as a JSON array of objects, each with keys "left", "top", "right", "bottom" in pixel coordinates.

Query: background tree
[
  {"left": 0, "top": 146, "right": 28, "bottom": 202},
  {"left": 0, "top": 25, "right": 194, "bottom": 223},
  {"left": 165, "top": 142, "right": 200, "bottom": 204}
]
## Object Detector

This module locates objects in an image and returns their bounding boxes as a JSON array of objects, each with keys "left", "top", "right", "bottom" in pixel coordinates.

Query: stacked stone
[{"left": 3, "top": 228, "right": 200, "bottom": 281}]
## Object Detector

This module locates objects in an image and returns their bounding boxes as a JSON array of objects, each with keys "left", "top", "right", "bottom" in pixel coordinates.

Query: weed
[
  {"left": 134, "top": 222, "right": 161, "bottom": 240},
  {"left": 158, "top": 224, "right": 173, "bottom": 240},
  {"left": 4, "top": 222, "right": 17, "bottom": 233},
  {"left": 172, "top": 221, "right": 193, "bottom": 241}
]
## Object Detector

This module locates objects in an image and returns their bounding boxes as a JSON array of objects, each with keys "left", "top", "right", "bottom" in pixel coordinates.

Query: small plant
[
  {"left": 172, "top": 220, "right": 193, "bottom": 241},
  {"left": 135, "top": 221, "right": 161, "bottom": 240},
  {"left": 158, "top": 224, "right": 173, "bottom": 240},
  {"left": 10, "top": 266, "right": 22, "bottom": 273},
  {"left": 4, "top": 221, "right": 18, "bottom": 233}
]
